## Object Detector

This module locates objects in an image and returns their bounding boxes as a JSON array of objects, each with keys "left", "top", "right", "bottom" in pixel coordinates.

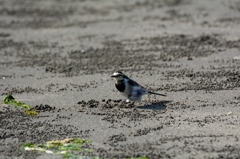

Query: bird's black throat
[{"left": 115, "top": 80, "right": 125, "bottom": 92}]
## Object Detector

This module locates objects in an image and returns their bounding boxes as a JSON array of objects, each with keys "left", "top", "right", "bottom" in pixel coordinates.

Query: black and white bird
[{"left": 111, "top": 71, "right": 166, "bottom": 102}]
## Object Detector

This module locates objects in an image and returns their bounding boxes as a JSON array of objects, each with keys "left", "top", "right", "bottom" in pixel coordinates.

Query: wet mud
[{"left": 0, "top": 0, "right": 240, "bottom": 158}]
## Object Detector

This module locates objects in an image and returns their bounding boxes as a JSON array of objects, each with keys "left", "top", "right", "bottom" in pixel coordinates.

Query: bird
[{"left": 111, "top": 71, "right": 166, "bottom": 102}]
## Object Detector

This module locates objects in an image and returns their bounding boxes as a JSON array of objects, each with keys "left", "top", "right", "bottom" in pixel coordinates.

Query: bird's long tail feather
[{"left": 149, "top": 91, "right": 166, "bottom": 96}]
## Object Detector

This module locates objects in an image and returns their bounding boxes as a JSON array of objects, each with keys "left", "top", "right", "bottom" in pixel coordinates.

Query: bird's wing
[
  {"left": 127, "top": 79, "right": 140, "bottom": 87},
  {"left": 127, "top": 79, "right": 166, "bottom": 97},
  {"left": 128, "top": 79, "right": 148, "bottom": 94}
]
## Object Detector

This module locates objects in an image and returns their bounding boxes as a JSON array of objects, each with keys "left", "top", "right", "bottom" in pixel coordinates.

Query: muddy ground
[{"left": 0, "top": 0, "right": 240, "bottom": 158}]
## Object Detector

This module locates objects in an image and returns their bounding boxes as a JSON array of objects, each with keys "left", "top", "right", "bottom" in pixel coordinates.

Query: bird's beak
[{"left": 111, "top": 75, "right": 115, "bottom": 78}]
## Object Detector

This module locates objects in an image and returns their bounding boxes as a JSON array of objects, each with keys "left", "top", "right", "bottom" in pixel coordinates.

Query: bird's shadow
[{"left": 137, "top": 100, "right": 172, "bottom": 110}]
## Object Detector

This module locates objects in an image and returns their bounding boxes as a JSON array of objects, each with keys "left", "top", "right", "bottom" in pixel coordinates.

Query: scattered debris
[
  {"left": 23, "top": 138, "right": 93, "bottom": 158},
  {"left": 3, "top": 94, "right": 39, "bottom": 115}
]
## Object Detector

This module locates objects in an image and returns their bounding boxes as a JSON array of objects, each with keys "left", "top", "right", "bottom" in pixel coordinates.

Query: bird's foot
[
  {"left": 125, "top": 99, "right": 131, "bottom": 103},
  {"left": 122, "top": 99, "right": 135, "bottom": 108}
]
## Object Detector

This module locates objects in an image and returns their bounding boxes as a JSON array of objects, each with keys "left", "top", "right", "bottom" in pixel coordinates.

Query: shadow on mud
[{"left": 137, "top": 100, "right": 172, "bottom": 110}]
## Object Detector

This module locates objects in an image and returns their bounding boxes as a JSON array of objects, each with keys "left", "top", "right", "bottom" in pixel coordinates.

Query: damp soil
[{"left": 0, "top": 0, "right": 240, "bottom": 158}]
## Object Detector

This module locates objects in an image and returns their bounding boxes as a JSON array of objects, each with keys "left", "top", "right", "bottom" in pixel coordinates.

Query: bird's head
[{"left": 111, "top": 71, "right": 127, "bottom": 81}]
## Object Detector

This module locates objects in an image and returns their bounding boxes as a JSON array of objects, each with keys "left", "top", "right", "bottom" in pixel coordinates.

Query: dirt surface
[{"left": 1, "top": 0, "right": 240, "bottom": 158}]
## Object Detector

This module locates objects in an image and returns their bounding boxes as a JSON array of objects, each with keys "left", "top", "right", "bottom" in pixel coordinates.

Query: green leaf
[
  {"left": 22, "top": 138, "right": 97, "bottom": 158},
  {"left": 63, "top": 151, "right": 74, "bottom": 158},
  {"left": 23, "top": 142, "right": 35, "bottom": 148},
  {"left": 3, "top": 94, "right": 39, "bottom": 115}
]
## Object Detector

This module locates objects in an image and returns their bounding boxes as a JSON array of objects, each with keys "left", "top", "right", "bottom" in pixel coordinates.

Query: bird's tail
[{"left": 149, "top": 91, "right": 166, "bottom": 96}]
